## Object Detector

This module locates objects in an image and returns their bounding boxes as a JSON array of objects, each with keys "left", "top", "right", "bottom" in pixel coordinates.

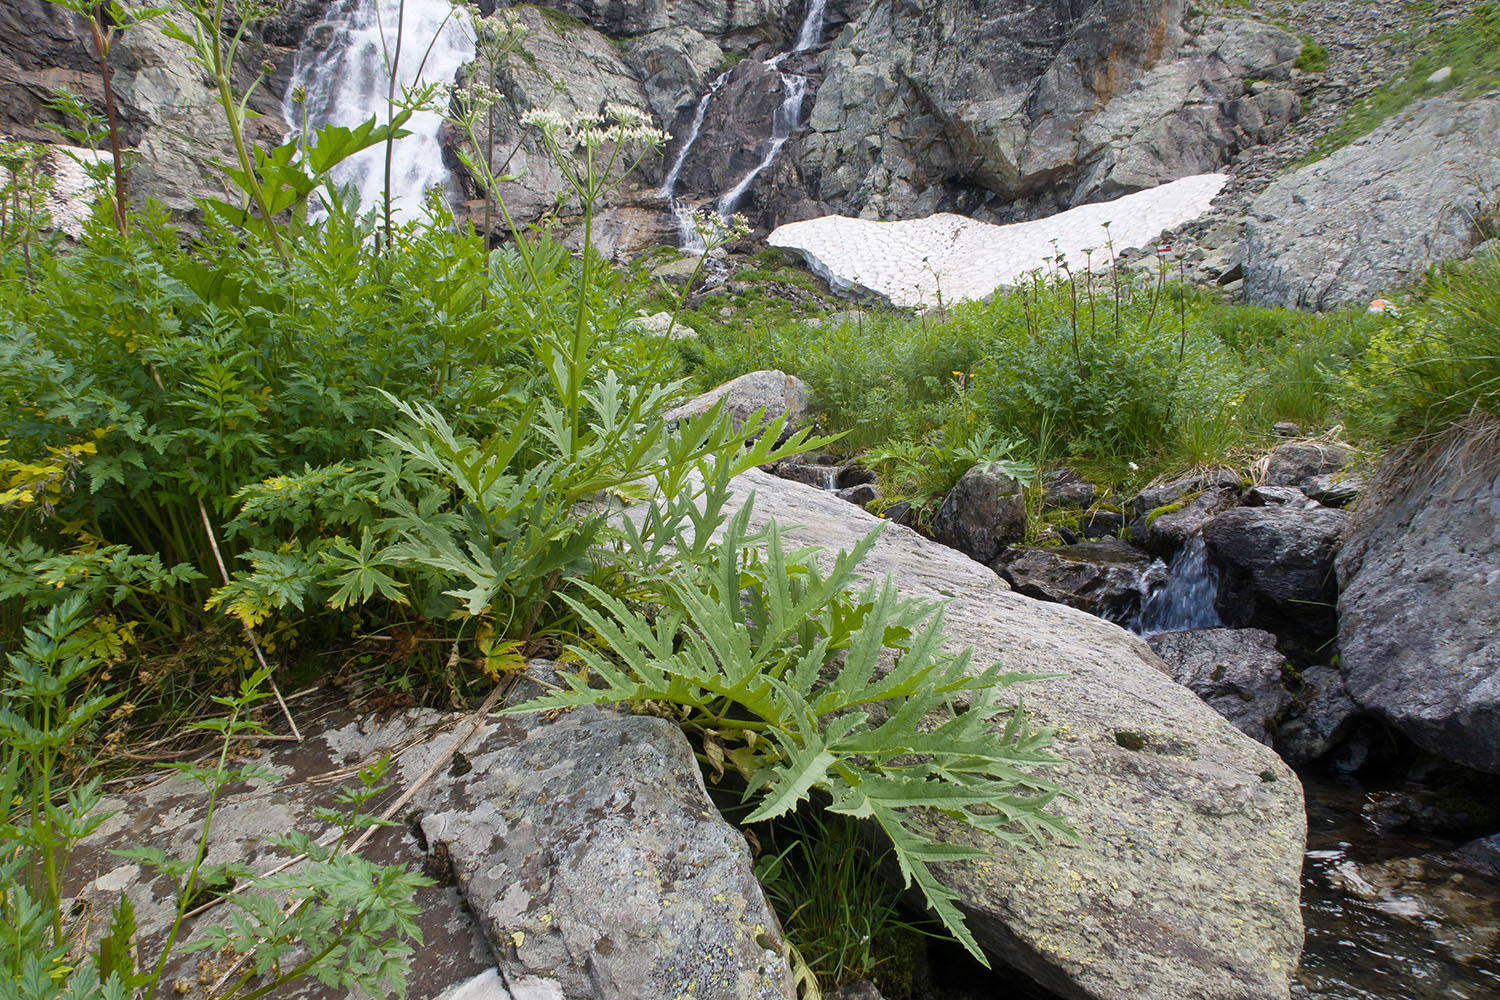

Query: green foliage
[
  {"left": 1295, "top": 36, "right": 1329, "bottom": 74},
  {"left": 0, "top": 600, "right": 430, "bottom": 1000},
  {"left": 1303, "top": 3, "right": 1500, "bottom": 162},
  {"left": 755, "top": 810, "right": 931, "bottom": 995},
  {"left": 511, "top": 495, "right": 1073, "bottom": 962},
  {"left": 1339, "top": 251, "right": 1500, "bottom": 439}
]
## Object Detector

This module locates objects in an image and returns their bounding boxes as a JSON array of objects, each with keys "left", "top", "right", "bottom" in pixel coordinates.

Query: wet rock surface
[
  {"left": 996, "top": 539, "right": 1160, "bottom": 622},
  {"left": 1147, "top": 626, "right": 1292, "bottom": 746},
  {"left": 1275, "top": 664, "right": 1362, "bottom": 767}
]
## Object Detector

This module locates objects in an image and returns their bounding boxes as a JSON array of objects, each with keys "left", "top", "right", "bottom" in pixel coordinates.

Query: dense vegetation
[
  {"left": 3, "top": 0, "right": 1498, "bottom": 996},
  {"left": 665, "top": 243, "right": 1499, "bottom": 530}
]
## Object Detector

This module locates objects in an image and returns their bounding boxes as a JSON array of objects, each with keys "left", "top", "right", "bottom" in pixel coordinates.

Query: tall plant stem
[
  {"left": 383, "top": 0, "right": 407, "bottom": 249},
  {"left": 88, "top": 15, "right": 128, "bottom": 237}
]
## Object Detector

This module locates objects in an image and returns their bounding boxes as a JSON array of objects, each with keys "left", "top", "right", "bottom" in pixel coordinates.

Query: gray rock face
[
  {"left": 1147, "top": 627, "right": 1292, "bottom": 746},
  {"left": 1337, "top": 434, "right": 1500, "bottom": 774},
  {"left": 712, "top": 469, "right": 1305, "bottom": 1000},
  {"left": 663, "top": 369, "right": 811, "bottom": 429},
  {"left": 800, "top": 0, "right": 1300, "bottom": 220},
  {"left": 1264, "top": 440, "right": 1350, "bottom": 488},
  {"left": 931, "top": 462, "right": 1027, "bottom": 565},
  {"left": 1042, "top": 467, "right": 1098, "bottom": 508},
  {"left": 621, "top": 26, "right": 725, "bottom": 133},
  {"left": 1204, "top": 505, "right": 1349, "bottom": 649},
  {"left": 63, "top": 704, "right": 793, "bottom": 1000},
  {"left": 541, "top": 0, "right": 798, "bottom": 49},
  {"left": 423, "top": 706, "right": 793, "bottom": 1000},
  {"left": 996, "top": 539, "right": 1159, "bottom": 622},
  {"left": 1243, "top": 93, "right": 1500, "bottom": 309},
  {"left": 1303, "top": 472, "right": 1363, "bottom": 509},
  {"left": 1275, "top": 664, "right": 1362, "bottom": 766},
  {"left": 452, "top": 6, "right": 657, "bottom": 229},
  {"left": 0, "top": 0, "right": 298, "bottom": 213}
]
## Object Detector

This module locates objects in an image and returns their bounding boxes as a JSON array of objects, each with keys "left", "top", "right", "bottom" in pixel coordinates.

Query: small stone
[{"left": 1427, "top": 65, "right": 1453, "bottom": 85}]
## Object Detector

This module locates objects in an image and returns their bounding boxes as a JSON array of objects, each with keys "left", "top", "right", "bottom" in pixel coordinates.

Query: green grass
[{"left": 1303, "top": 3, "right": 1500, "bottom": 163}]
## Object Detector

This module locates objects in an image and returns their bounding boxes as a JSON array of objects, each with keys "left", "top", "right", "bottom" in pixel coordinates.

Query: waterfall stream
[
  {"left": 284, "top": 0, "right": 473, "bottom": 220},
  {"left": 1129, "top": 533, "right": 1223, "bottom": 636},
  {"left": 665, "top": 0, "right": 828, "bottom": 240}
]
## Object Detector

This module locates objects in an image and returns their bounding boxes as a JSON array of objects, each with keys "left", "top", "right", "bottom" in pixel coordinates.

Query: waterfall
[
  {"left": 663, "top": 0, "right": 828, "bottom": 238},
  {"left": 716, "top": 71, "right": 808, "bottom": 216},
  {"left": 793, "top": 0, "right": 829, "bottom": 52},
  {"left": 284, "top": 0, "right": 473, "bottom": 221},
  {"left": 660, "top": 70, "right": 731, "bottom": 252},
  {"left": 1131, "top": 533, "right": 1223, "bottom": 636}
]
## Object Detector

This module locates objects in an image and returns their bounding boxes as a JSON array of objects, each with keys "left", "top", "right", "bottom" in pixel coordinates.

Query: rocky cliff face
[
  {"left": 797, "top": 0, "right": 1301, "bottom": 222},
  {"left": 0, "top": 0, "right": 311, "bottom": 214}
]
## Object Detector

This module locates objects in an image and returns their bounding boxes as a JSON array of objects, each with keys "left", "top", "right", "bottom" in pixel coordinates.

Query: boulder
[
  {"left": 1244, "top": 484, "right": 1307, "bottom": 507},
  {"left": 625, "top": 310, "right": 698, "bottom": 339},
  {"left": 663, "top": 369, "right": 811, "bottom": 430},
  {"left": 63, "top": 703, "right": 793, "bottom": 1000},
  {"left": 703, "top": 469, "right": 1305, "bottom": 1000},
  {"left": 1042, "top": 467, "right": 1098, "bottom": 509},
  {"left": 931, "top": 462, "right": 1027, "bottom": 565},
  {"left": 835, "top": 481, "right": 880, "bottom": 506},
  {"left": 1274, "top": 664, "right": 1362, "bottom": 767},
  {"left": 1243, "top": 93, "right": 1500, "bottom": 310},
  {"left": 1264, "top": 440, "right": 1350, "bottom": 488},
  {"left": 1336, "top": 428, "right": 1500, "bottom": 774},
  {"left": 1303, "top": 472, "right": 1363, "bottom": 509},
  {"left": 1129, "top": 468, "right": 1242, "bottom": 521},
  {"left": 422, "top": 706, "right": 794, "bottom": 999},
  {"left": 1139, "top": 485, "right": 1240, "bottom": 558},
  {"left": 996, "top": 539, "right": 1160, "bottom": 622},
  {"left": 1147, "top": 627, "right": 1292, "bottom": 745},
  {"left": 1203, "top": 505, "right": 1349, "bottom": 651}
]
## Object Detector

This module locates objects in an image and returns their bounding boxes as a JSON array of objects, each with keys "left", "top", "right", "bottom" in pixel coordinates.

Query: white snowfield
[{"left": 768, "top": 173, "right": 1229, "bottom": 308}]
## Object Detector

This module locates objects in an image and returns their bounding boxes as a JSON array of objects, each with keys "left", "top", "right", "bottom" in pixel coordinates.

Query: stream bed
[{"left": 1295, "top": 774, "right": 1500, "bottom": 999}]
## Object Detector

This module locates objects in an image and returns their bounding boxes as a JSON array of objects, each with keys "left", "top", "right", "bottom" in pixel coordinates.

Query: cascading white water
[
  {"left": 663, "top": 0, "right": 828, "bottom": 236},
  {"left": 715, "top": 71, "right": 808, "bottom": 216},
  {"left": 793, "top": 0, "right": 829, "bottom": 52},
  {"left": 284, "top": 0, "right": 473, "bottom": 221},
  {"left": 660, "top": 70, "right": 731, "bottom": 251},
  {"left": 1131, "top": 533, "right": 1223, "bottom": 636}
]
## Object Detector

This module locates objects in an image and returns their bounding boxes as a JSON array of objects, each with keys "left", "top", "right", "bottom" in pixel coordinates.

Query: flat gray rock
[
  {"left": 709, "top": 469, "right": 1305, "bottom": 1000},
  {"left": 1243, "top": 94, "right": 1500, "bottom": 309},
  {"left": 663, "top": 369, "right": 810, "bottom": 430}
]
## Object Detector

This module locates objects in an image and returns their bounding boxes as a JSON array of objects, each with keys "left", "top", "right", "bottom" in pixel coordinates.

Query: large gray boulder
[
  {"left": 1242, "top": 93, "right": 1500, "bottom": 310},
  {"left": 713, "top": 469, "right": 1305, "bottom": 1000},
  {"left": 1264, "top": 440, "right": 1351, "bottom": 489},
  {"left": 1337, "top": 430, "right": 1500, "bottom": 774},
  {"left": 800, "top": 0, "right": 1299, "bottom": 220},
  {"left": 63, "top": 704, "right": 794, "bottom": 1000},
  {"left": 1204, "top": 505, "right": 1349, "bottom": 650},
  {"left": 931, "top": 462, "right": 1027, "bottom": 565},
  {"left": 1147, "top": 627, "right": 1292, "bottom": 746},
  {"left": 662, "top": 369, "right": 811, "bottom": 430}
]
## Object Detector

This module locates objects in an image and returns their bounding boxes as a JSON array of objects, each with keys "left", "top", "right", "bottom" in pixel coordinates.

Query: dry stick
[{"left": 196, "top": 498, "right": 302, "bottom": 743}]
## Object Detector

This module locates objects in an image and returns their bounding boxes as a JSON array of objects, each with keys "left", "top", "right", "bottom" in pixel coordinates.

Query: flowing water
[
  {"left": 660, "top": 70, "right": 731, "bottom": 250},
  {"left": 284, "top": 0, "right": 473, "bottom": 220},
  {"left": 1297, "top": 775, "right": 1500, "bottom": 999},
  {"left": 664, "top": 0, "right": 828, "bottom": 237},
  {"left": 1122, "top": 532, "right": 1223, "bottom": 635}
]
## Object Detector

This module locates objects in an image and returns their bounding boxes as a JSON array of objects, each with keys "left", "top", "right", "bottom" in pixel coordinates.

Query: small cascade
[
  {"left": 659, "top": 70, "right": 730, "bottom": 251},
  {"left": 716, "top": 71, "right": 808, "bottom": 217},
  {"left": 284, "top": 0, "right": 473, "bottom": 220},
  {"left": 1131, "top": 533, "right": 1223, "bottom": 636},
  {"left": 664, "top": 0, "right": 828, "bottom": 239}
]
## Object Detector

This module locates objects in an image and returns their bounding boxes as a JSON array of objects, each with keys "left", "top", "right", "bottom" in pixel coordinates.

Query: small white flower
[{"left": 1128, "top": 461, "right": 1140, "bottom": 471}]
